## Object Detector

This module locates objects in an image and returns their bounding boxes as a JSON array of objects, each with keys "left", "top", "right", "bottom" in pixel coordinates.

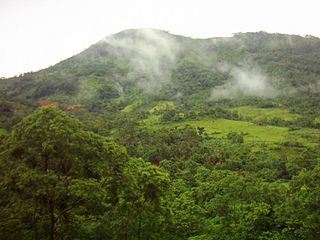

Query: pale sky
[{"left": 0, "top": 0, "right": 319, "bottom": 78}]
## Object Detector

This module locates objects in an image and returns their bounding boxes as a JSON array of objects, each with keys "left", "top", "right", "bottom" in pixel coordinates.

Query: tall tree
[{"left": 0, "top": 107, "right": 127, "bottom": 239}]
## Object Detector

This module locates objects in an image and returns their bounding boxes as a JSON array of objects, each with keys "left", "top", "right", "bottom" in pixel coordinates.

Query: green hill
[
  {"left": 1, "top": 29, "right": 320, "bottom": 146},
  {"left": 1, "top": 29, "right": 320, "bottom": 239}
]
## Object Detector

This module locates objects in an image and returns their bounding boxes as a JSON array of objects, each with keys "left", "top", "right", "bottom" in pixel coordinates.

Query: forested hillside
[{"left": 1, "top": 29, "right": 320, "bottom": 239}]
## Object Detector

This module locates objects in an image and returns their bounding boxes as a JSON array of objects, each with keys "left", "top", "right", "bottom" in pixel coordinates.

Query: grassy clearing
[
  {"left": 231, "top": 106, "right": 300, "bottom": 121},
  {"left": 141, "top": 101, "right": 318, "bottom": 147},
  {"left": 164, "top": 118, "right": 288, "bottom": 143},
  {"left": 142, "top": 101, "right": 175, "bottom": 124},
  {"left": 153, "top": 118, "right": 319, "bottom": 147},
  {"left": 149, "top": 101, "right": 175, "bottom": 113}
]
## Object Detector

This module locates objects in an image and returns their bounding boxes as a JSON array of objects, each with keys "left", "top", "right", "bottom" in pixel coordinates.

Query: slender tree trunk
[
  {"left": 49, "top": 198, "right": 55, "bottom": 240},
  {"left": 138, "top": 217, "right": 142, "bottom": 240},
  {"left": 32, "top": 206, "right": 38, "bottom": 240},
  {"left": 124, "top": 222, "right": 128, "bottom": 240},
  {"left": 43, "top": 153, "right": 49, "bottom": 173},
  {"left": 43, "top": 152, "right": 55, "bottom": 240}
]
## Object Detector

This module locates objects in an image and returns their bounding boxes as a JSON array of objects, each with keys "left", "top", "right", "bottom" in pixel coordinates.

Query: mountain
[
  {"left": 2, "top": 29, "right": 320, "bottom": 239},
  {"left": 1, "top": 29, "right": 320, "bottom": 130}
]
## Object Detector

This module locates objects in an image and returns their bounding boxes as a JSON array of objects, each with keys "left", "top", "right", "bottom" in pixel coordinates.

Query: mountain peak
[{"left": 101, "top": 28, "right": 173, "bottom": 41}]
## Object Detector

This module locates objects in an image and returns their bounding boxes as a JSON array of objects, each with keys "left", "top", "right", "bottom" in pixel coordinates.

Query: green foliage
[
  {"left": 1, "top": 30, "right": 320, "bottom": 239},
  {"left": 276, "top": 164, "right": 320, "bottom": 239},
  {"left": 0, "top": 107, "right": 171, "bottom": 239},
  {"left": 227, "top": 131, "right": 244, "bottom": 143},
  {"left": 171, "top": 58, "right": 227, "bottom": 95},
  {"left": 0, "top": 99, "right": 34, "bottom": 130},
  {"left": 116, "top": 124, "right": 201, "bottom": 164}
]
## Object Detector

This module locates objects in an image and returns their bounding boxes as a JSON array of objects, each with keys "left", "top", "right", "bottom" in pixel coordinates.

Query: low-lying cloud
[
  {"left": 100, "top": 29, "right": 180, "bottom": 93},
  {"left": 211, "top": 63, "right": 279, "bottom": 99}
]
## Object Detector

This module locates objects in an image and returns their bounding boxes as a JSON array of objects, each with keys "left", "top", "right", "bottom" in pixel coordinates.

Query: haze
[{"left": 0, "top": 0, "right": 319, "bottom": 78}]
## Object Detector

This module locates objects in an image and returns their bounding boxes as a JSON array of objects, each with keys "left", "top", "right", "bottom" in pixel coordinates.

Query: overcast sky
[{"left": 0, "top": 0, "right": 319, "bottom": 77}]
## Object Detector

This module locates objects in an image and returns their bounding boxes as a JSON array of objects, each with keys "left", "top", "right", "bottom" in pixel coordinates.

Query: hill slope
[
  {"left": 1, "top": 29, "right": 320, "bottom": 130},
  {"left": 1, "top": 29, "right": 320, "bottom": 240}
]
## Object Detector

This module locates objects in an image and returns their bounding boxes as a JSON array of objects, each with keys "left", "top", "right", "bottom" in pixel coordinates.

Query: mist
[
  {"left": 211, "top": 62, "right": 279, "bottom": 99},
  {"left": 100, "top": 29, "right": 180, "bottom": 93}
]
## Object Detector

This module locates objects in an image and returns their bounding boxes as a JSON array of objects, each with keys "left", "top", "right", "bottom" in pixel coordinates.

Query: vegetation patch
[
  {"left": 232, "top": 106, "right": 300, "bottom": 121},
  {"left": 288, "top": 128, "right": 320, "bottom": 146},
  {"left": 0, "top": 128, "right": 6, "bottom": 136},
  {"left": 149, "top": 100, "right": 175, "bottom": 113},
  {"left": 143, "top": 114, "right": 161, "bottom": 125},
  {"left": 121, "top": 99, "right": 142, "bottom": 112},
  {"left": 163, "top": 118, "right": 288, "bottom": 143}
]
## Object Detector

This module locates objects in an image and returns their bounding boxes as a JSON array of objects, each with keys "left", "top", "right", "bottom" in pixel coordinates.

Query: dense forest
[{"left": 1, "top": 29, "right": 320, "bottom": 239}]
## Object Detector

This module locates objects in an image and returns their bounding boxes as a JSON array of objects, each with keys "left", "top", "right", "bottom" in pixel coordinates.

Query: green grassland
[
  {"left": 122, "top": 100, "right": 175, "bottom": 114},
  {"left": 149, "top": 101, "right": 175, "bottom": 113},
  {"left": 140, "top": 102, "right": 319, "bottom": 147},
  {"left": 142, "top": 101, "right": 175, "bottom": 124},
  {"left": 231, "top": 106, "right": 300, "bottom": 121},
  {"left": 164, "top": 118, "right": 287, "bottom": 142},
  {"left": 150, "top": 118, "right": 319, "bottom": 147}
]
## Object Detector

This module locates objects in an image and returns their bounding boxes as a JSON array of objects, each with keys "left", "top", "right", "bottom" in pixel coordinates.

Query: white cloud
[
  {"left": 211, "top": 63, "right": 279, "bottom": 98},
  {"left": 100, "top": 29, "right": 180, "bottom": 93}
]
